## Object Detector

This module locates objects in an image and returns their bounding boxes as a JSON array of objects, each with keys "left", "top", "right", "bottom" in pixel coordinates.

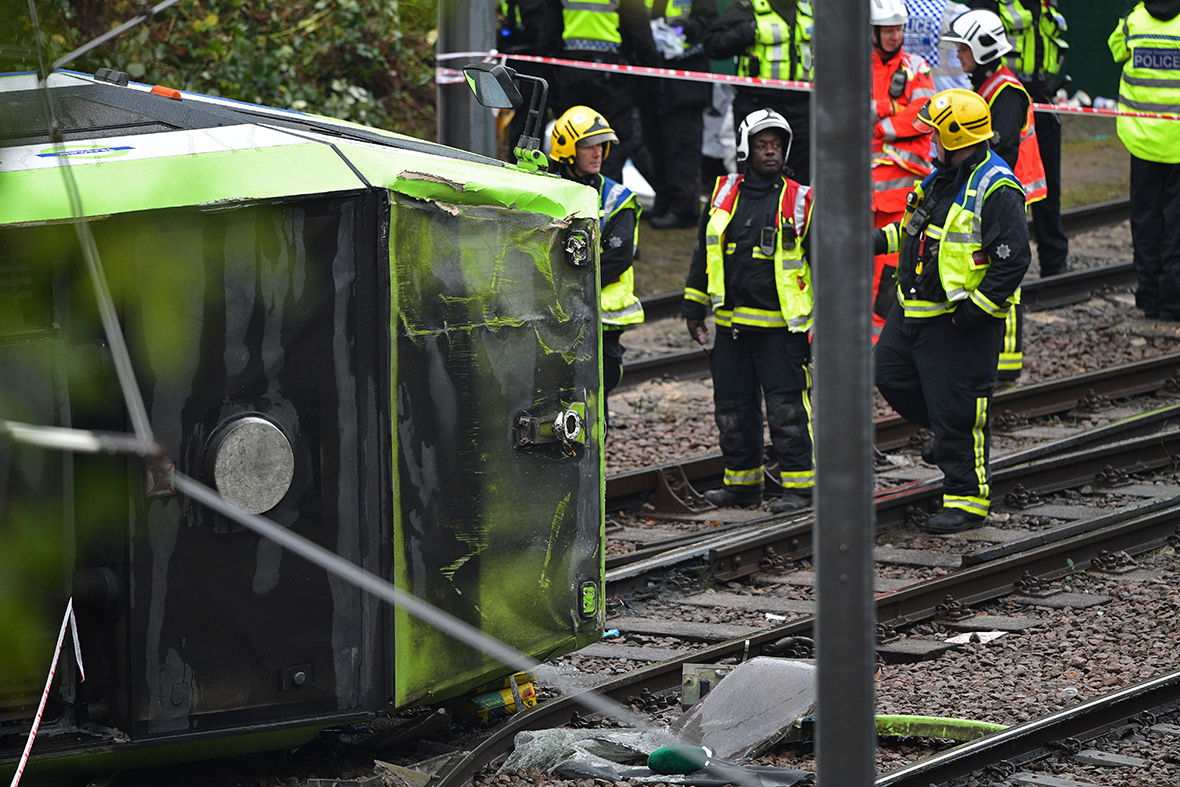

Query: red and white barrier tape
[
  {"left": 9, "top": 599, "right": 85, "bottom": 787},
  {"left": 437, "top": 49, "right": 1180, "bottom": 122}
]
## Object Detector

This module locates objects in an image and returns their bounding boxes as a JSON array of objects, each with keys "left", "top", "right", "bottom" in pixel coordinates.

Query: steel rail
[
  {"left": 604, "top": 402, "right": 1180, "bottom": 590},
  {"left": 876, "top": 669, "right": 1180, "bottom": 787},
  {"left": 608, "top": 351, "right": 1180, "bottom": 503},
  {"left": 436, "top": 482, "right": 1180, "bottom": 787},
  {"left": 709, "top": 425, "right": 1180, "bottom": 581}
]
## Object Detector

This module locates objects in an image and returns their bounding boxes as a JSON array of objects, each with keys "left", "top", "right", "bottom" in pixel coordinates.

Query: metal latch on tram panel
[{"left": 513, "top": 398, "right": 588, "bottom": 454}]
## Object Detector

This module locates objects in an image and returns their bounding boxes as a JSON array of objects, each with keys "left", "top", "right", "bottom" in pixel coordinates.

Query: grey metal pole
[
  {"left": 437, "top": 0, "right": 497, "bottom": 156},
  {"left": 811, "top": 0, "right": 877, "bottom": 784}
]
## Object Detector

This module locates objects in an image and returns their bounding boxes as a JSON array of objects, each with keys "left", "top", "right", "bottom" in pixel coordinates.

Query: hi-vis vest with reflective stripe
[
  {"left": 703, "top": 173, "right": 814, "bottom": 332},
  {"left": 737, "top": 0, "right": 813, "bottom": 81},
  {"left": 999, "top": 0, "right": 1068, "bottom": 80},
  {"left": 1110, "top": 5, "right": 1180, "bottom": 163},
  {"left": 562, "top": 0, "right": 622, "bottom": 52},
  {"left": 872, "top": 49, "right": 936, "bottom": 214},
  {"left": 597, "top": 175, "right": 645, "bottom": 327},
  {"left": 890, "top": 150, "right": 1023, "bottom": 319},
  {"left": 979, "top": 67, "right": 1047, "bottom": 204}
]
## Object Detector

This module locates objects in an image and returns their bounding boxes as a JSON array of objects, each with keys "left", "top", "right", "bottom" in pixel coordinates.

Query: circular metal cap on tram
[{"left": 209, "top": 416, "right": 295, "bottom": 514}]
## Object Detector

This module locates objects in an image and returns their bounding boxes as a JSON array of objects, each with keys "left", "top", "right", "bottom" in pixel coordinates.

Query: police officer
[
  {"left": 972, "top": 0, "right": 1071, "bottom": 278},
  {"left": 540, "top": 0, "right": 659, "bottom": 184},
  {"left": 498, "top": 0, "right": 552, "bottom": 156},
  {"left": 871, "top": 0, "right": 935, "bottom": 339},
  {"left": 683, "top": 109, "right": 815, "bottom": 513},
  {"left": 551, "top": 106, "right": 646, "bottom": 415},
  {"left": 702, "top": 0, "right": 813, "bottom": 184},
  {"left": 1109, "top": 1, "right": 1180, "bottom": 320},
  {"left": 642, "top": 0, "right": 718, "bottom": 229},
  {"left": 875, "top": 89, "right": 1031, "bottom": 534},
  {"left": 904, "top": 0, "right": 971, "bottom": 92},
  {"left": 944, "top": 8, "right": 1046, "bottom": 381}
]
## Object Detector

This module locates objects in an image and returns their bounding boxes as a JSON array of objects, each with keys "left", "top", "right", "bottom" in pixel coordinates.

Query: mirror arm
[{"left": 512, "top": 74, "right": 550, "bottom": 172}]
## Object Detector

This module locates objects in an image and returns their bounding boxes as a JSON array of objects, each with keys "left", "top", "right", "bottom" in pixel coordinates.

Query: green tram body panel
[{"left": 0, "top": 71, "right": 604, "bottom": 772}]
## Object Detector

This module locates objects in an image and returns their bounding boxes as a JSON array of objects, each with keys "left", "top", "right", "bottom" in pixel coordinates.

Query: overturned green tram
[{"left": 0, "top": 70, "right": 604, "bottom": 776}]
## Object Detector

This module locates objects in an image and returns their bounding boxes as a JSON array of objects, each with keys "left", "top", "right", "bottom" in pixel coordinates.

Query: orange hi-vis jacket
[
  {"left": 978, "top": 65, "right": 1047, "bottom": 205},
  {"left": 872, "top": 47, "right": 936, "bottom": 215}
]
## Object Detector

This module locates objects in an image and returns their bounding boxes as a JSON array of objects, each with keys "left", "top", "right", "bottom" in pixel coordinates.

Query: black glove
[{"left": 872, "top": 227, "right": 887, "bottom": 256}]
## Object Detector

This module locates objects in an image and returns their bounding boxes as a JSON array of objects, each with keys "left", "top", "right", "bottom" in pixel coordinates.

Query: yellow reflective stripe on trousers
[
  {"left": 780, "top": 470, "right": 814, "bottom": 489},
  {"left": 998, "top": 305, "right": 1022, "bottom": 371},
  {"left": 943, "top": 495, "right": 989, "bottom": 516},
  {"left": 725, "top": 466, "right": 764, "bottom": 487},
  {"left": 968, "top": 395, "right": 990, "bottom": 510}
]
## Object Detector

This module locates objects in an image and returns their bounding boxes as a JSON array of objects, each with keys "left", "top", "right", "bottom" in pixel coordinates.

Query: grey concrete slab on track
[
  {"left": 574, "top": 643, "right": 691, "bottom": 662},
  {"left": 1073, "top": 749, "right": 1147, "bottom": 768},
  {"left": 610, "top": 527, "right": 683, "bottom": 543},
  {"left": 874, "top": 546, "right": 961, "bottom": 568},
  {"left": 1012, "top": 774, "right": 1106, "bottom": 787},
  {"left": 877, "top": 638, "right": 960, "bottom": 663},
  {"left": 757, "top": 570, "right": 911, "bottom": 593},
  {"left": 961, "top": 526, "right": 1036, "bottom": 543},
  {"left": 608, "top": 616, "right": 765, "bottom": 641},
  {"left": 1018, "top": 504, "right": 1095, "bottom": 520},
  {"left": 938, "top": 614, "right": 1047, "bottom": 632},
  {"left": 682, "top": 592, "right": 814, "bottom": 615},
  {"left": 1009, "top": 592, "right": 1113, "bottom": 609}
]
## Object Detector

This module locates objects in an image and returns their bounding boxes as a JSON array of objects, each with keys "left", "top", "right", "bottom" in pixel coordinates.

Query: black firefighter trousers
[
  {"left": 711, "top": 328, "right": 813, "bottom": 491},
  {"left": 875, "top": 304, "right": 1004, "bottom": 517}
]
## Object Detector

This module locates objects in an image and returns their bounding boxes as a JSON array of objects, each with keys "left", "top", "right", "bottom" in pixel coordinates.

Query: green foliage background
[
  {"left": 35, "top": 0, "right": 439, "bottom": 139},
  {"left": 0, "top": 0, "right": 439, "bottom": 685}
]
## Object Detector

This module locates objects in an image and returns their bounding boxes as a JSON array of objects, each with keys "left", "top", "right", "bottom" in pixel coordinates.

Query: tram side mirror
[
  {"left": 462, "top": 62, "right": 549, "bottom": 173},
  {"left": 463, "top": 63, "right": 522, "bottom": 110}
]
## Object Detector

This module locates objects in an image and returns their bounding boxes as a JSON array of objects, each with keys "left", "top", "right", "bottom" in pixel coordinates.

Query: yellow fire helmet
[
  {"left": 915, "top": 88, "right": 995, "bottom": 151},
  {"left": 550, "top": 106, "right": 619, "bottom": 166}
]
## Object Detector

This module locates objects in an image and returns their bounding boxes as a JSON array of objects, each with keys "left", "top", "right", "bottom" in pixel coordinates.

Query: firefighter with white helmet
[
  {"left": 550, "top": 106, "right": 645, "bottom": 421},
  {"left": 869, "top": 0, "right": 935, "bottom": 341},
  {"left": 972, "top": 0, "right": 1071, "bottom": 280},
  {"left": 943, "top": 7, "right": 1047, "bottom": 381},
  {"left": 683, "top": 108, "right": 816, "bottom": 513},
  {"left": 874, "top": 89, "right": 1031, "bottom": 534}
]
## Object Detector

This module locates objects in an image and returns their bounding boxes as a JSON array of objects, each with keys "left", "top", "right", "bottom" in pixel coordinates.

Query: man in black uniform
[
  {"left": 875, "top": 89, "right": 1031, "bottom": 534},
  {"left": 540, "top": 0, "right": 659, "bottom": 184},
  {"left": 702, "top": 0, "right": 813, "bottom": 184},
  {"left": 642, "top": 0, "right": 717, "bottom": 229},
  {"left": 683, "top": 109, "right": 815, "bottom": 513}
]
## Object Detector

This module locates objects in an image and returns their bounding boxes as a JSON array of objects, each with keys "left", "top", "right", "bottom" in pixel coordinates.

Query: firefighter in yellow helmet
[
  {"left": 551, "top": 106, "right": 645, "bottom": 423},
  {"left": 874, "top": 89, "right": 1031, "bottom": 534}
]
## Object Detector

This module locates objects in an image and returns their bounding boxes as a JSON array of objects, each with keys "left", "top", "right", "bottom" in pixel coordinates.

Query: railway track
[
  {"left": 437, "top": 462, "right": 1180, "bottom": 787},
  {"left": 620, "top": 198, "right": 1134, "bottom": 392},
  {"left": 606, "top": 350, "right": 1180, "bottom": 514}
]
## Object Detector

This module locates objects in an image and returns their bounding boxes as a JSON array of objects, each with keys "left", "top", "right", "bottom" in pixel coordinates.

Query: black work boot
[
  {"left": 769, "top": 491, "right": 812, "bottom": 513},
  {"left": 920, "top": 437, "right": 937, "bottom": 465},
  {"left": 925, "top": 508, "right": 986, "bottom": 534},
  {"left": 704, "top": 485, "right": 763, "bottom": 508}
]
